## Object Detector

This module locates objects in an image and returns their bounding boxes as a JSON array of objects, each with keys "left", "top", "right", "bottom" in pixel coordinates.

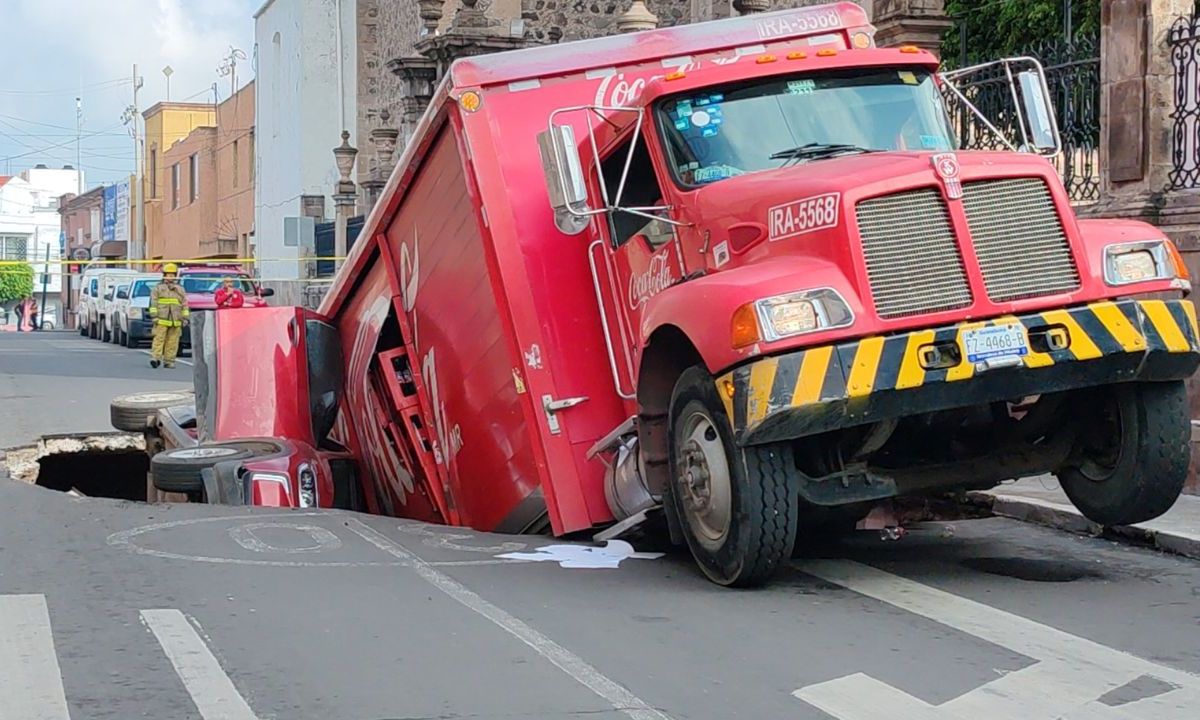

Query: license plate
[{"left": 962, "top": 324, "right": 1029, "bottom": 364}]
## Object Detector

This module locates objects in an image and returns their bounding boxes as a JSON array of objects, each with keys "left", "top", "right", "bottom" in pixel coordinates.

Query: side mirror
[
  {"left": 117, "top": 290, "right": 128, "bottom": 299},
  {"left": 1017, "top": 70, "right": 1058, "bottom": 153},
  {"left": 260, "top": 287, "right": 275, "bottom": 298},
  {"left": 537, "top": 125, "right": 591, "bottom": 235}
]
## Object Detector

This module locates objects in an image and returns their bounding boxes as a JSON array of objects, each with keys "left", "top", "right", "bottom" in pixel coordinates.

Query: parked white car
[
  {"left": 77, "top": 267, "right": 140, "bottom": 339},
  {"left": 101, "top": 283, "right": 130, "bottom": 343},
  {"left": 111, "top": 275, "right": 161, "bottom": 347}
]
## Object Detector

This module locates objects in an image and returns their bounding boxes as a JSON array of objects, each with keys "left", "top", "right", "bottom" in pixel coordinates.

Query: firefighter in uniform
[{"left": 148, "top": 263, "right": 189, "bottom": 368}]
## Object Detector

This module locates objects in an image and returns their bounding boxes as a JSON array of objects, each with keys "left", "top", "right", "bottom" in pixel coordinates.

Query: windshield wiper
[{"left": 770, "top": 143, "right": 878, "bottom": 165}]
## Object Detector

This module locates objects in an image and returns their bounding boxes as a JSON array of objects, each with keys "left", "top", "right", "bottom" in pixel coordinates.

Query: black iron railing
[{"left": 1169, "top": 10, "right": 1200, "bottom": 190}]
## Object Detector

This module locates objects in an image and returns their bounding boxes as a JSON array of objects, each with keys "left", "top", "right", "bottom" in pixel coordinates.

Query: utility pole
[
  {"left": 75, "top": 97, "right": 82, "bottom": 194},
  {"left": 121, "top": 64, "right": 144, "bottom": 262},
  {"left": 218, "top": 47, "right": 247, "bottom": 98}
]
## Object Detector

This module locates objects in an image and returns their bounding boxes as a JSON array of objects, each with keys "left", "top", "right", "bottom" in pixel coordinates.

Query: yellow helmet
[{"left": 163, "top": 262, "right": 179, "bottom": 276}]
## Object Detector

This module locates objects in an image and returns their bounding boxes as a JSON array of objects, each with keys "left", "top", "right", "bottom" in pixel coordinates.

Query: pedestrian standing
[
  {"left": 214, "top": 276, "right": 245, "bottom": 309},
  {"left": 148, "top": 263, "right": 189, "bottom": 368},
  {"left": 14, "top": 299, "right": 25, "bottom": 332},
  {"left": 27, "top": 298, "right": 38, "bottom": 331}
]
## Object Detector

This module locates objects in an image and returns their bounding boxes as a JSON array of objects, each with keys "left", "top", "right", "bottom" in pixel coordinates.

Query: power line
[{"left": 0, "top": 78, "right": 131, "bottom": 96}]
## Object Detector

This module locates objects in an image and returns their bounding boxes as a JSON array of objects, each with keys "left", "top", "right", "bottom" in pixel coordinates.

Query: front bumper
[
  {"left": 719, "top": 299, "right": 1200, "bottom": 446},
  {"left": 128, "top": 318, "right": 154, "bottom": 340}
]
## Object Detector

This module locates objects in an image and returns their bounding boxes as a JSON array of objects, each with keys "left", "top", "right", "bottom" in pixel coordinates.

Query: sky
[{"left": 0, "top": 0, "right": 258, "bottom": 187}]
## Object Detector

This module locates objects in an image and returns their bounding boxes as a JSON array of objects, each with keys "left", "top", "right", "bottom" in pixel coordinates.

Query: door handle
[{"left": 542, "top": 394, "right": 588, "bottom": 435}]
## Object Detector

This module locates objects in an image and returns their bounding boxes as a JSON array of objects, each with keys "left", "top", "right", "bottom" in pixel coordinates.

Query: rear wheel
[
  {"left": 79, "top": 321, "right": 87, "bottom": 337},
  {"left": 101, "top": 320, "right": 111, "bottom": 343},
  {"left": 1057, "top": 381, "right": 1190, "bottom": 526},
  {"left": 667, "top": 366, "right": 798, "bottom": 587},
  {"left": 151, "top": 440, "right": 286, "bottom": 495}
]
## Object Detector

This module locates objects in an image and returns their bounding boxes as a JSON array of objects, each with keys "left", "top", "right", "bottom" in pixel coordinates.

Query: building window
[
  {"left": 172, "top": 163, "right": 180, "bottom": 209},
  {"left": 0, "top": 235, "right": 29, "bottom": 261},
  {"left": 189, "top": 154, "right": 199, "bottom": 203},
  {"left": 149, "top": 147, "right": 158, "bottom": 198},
  {"left": 233, "top": 139, "right": 240, "bottom": 188}
]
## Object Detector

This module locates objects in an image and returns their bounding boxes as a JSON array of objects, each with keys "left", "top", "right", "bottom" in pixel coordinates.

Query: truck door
[{"left": 591, "top": 128, "right": 682, "bottom": 392}]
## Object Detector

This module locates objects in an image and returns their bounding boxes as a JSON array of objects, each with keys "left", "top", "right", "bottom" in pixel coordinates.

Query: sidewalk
[{"left": 972, "top": 476, "right": 1200, "bottom": 560}]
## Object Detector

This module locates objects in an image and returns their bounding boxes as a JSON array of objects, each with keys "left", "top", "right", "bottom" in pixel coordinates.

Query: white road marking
[
  {"left": 139, "top": 349, "right": 193, "bottom": 366},
  {"left": 141, "top": 609, "right": 258, "bottom": 720},
  {"left": 227, "top": 522, "right": 343, "bottom": 554},
  {"left": 344, "top": 518, "right": 673, "bottom": 720},
  {"left": 0, "top": 594, "right": 71, "bottom": 720},
  {"left": 793, "top": 560, "right": 1200, "bottom": 719}
]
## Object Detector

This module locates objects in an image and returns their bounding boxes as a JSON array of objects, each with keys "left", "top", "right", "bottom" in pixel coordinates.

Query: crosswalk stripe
[
  {"left": 141, "top": 609, "right": 258, "bottom": 720},
  {"left": 0, "top": 594, "right": 71, "bottom": 720}
]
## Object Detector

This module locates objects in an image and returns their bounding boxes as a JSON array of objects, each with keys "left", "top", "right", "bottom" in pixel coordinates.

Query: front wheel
[
  {"left": 667, "top": 366, "right": 798, "bottom": 587},
  {"left": 1057, "top": 381, "right": 1191, "bottom": 527}
]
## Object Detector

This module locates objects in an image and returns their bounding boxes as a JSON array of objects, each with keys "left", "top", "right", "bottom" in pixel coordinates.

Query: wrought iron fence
[
  {"left": 942, "top": 35, "right": 1101, "bottom": 204},
  {"left": 1169, "top": 11, "right": 1200, "bottom": 190}
]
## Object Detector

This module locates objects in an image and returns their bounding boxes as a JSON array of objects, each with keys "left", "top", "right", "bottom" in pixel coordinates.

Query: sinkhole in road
[{"left": 5, "top": 433, "right": 149, "bottom": 501}]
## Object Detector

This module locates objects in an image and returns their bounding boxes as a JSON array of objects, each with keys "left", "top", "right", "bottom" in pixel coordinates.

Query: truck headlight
[
  {"left": 732, "top": 288, "right": 854, "bottom": 347},
  {"left": 129, "top": 308, "right": 142, "bottom": 319},
  {"left": 1105, "top": 240, "right": 1190, "bottom": 289}
]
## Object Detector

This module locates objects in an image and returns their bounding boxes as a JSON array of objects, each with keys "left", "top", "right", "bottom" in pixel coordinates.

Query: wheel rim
[
  {"left": 676, "top": 409, "right": 733, "bottom": 551},
  {"left": 1078, "top": 394, "right": 1124, "bottom": 482},
  {"left": 171, "top": 447, "right": 239, "bottom": 459}
]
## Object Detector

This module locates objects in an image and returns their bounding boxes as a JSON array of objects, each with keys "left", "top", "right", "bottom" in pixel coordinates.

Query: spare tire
[
  {"left": 151, "top": 440, "right": 287, "bottom": 495},
  {"left": 110, "top": 391, "right": 195, "bottom": 432}
]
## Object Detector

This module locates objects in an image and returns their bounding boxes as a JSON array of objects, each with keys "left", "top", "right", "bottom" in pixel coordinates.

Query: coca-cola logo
[
  {"left": 628, "top": 250, "right": 675, "bottom": 310},
  {"left": 594, "top": 72, "right": 648, "bottom": 108}
]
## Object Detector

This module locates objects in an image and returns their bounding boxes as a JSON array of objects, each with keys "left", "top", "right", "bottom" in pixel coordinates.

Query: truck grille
[
  {"left": 856, "top": 188, "right": 973, "bottom": 319},
  {"left": 962, "top": 178, "right": 1080, "bottom": 302}
]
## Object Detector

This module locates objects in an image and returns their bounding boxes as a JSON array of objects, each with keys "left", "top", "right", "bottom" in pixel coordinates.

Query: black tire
[
  {"left": 666, "top": 366, "right": 798, "bottom": 587},
  {"left": 88, "top": 319, "right": 97, "bottom": 339},
  {"left": 109, "top": 391, "right": 195, "bottom": 432},
  {"left": 79, "top": 322, "right": 87, "bottom": 337},
  {"left": 1057, "top": 381, "right": 1191, "bottom": 526},
  {"left": 151, "top": 440, "right": 286, "bottom": 494},
  {"left": 102, "top": 321, "right": 111, "bottom": 343}
]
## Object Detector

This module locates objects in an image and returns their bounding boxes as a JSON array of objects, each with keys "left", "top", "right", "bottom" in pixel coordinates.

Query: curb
[{"left": 969, "top": 491, "right": 1200, "bottom": 561}]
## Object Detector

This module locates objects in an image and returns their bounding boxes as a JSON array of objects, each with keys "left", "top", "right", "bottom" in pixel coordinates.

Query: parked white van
[
  {"left": 110, "top": 274, "right": 161, "bottom": 347},
  {"left": 77, "top": 266, "right": 140, "bottom": 339}
]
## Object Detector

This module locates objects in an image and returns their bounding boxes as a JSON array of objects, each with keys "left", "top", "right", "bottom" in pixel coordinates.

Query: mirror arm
[{"left": 938, "top": 76, "right": 1018, "bottom": 152}]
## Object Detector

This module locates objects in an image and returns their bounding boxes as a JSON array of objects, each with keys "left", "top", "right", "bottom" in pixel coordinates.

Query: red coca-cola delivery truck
[{"left": 124, "top": 4, "right": 1200, "bottom": 586}]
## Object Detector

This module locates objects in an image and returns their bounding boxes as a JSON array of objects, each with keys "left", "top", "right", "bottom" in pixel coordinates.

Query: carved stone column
[
  {"left": 733, "top": 0, "right": 770, "bottom": 14},
  {"left": 872, "top": 0, "right": 952, "bottom": 57},
  {"left": 418, "top": 0, "right": 445, "bottom": 36},
  {"left": 617, "top": 1, "right": 659, "bottom": 33},
  {"left": 363, "top": 109, "right": 400, "bottom": 213},
  {"left": 387, "top": 56, "right": 439, "bottom": 148}
]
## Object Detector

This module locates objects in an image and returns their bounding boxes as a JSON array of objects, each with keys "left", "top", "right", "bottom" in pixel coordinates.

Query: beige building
[
  {"left": 142, "top": 102, "right": 218, "bottom": 260},
  {"left": 157, "top": 83, "right": 257, "bottom": 262}
]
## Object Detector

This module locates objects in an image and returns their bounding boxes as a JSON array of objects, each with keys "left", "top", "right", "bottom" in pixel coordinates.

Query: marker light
[
  {"left": 666, "top": 71, "right": 687, "bottom": 81},
  {"left": 757, "top": 55, "right": 777, "bottom": 64},
  {"left": 853, "top": 32, "right": 873, "bottom": 49},
  {"left": 459, "top": 91, "right": 482, "bottom": 112},
  {"left": 899, "top": 45, "right": 921, "bottom": 54},
  {"left": 787, "top": 51, "right": 808, "bottom": 60},
  {"left": 731, "top": 303, "right": 761, "bottom": 349},
  {"left": 817, "top": 48, "right": 838, "bottom": 57}
]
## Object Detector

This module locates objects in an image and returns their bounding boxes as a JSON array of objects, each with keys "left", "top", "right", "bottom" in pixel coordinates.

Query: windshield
[
  {"left": 657, "top": 67, "right": 956, "bottom": 186},
  {"left": 132, "top": 280, "right": 159, "bottom": 298},
  {"left": 181, "top": 273, "right": 255, "bottom": 294}
]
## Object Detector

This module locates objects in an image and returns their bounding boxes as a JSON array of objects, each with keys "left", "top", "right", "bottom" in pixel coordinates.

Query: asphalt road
[
  {"left": 2, "top": 327, "right": 1200, "bottom": 719},
  {"left": 0, "top": 330, "right": 191, "bottom": 448}
]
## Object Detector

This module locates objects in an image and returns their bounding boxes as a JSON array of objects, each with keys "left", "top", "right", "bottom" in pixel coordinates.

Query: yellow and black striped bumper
[{"left": 717, "top": 299, "right": 1200, "bottom": 446}]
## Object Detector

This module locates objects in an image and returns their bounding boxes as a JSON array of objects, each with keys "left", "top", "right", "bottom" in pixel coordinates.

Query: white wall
[
  {"left": 0, "top": 168, "right": 81, "bottom": 323},
  {"left": 254, "top": 0, "right": 357, "bottom": 281}
]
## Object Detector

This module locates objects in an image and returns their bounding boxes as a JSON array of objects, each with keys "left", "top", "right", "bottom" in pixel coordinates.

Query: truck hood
[{"left": 685, "top": 150, "right": 1065, "bottom": 274}]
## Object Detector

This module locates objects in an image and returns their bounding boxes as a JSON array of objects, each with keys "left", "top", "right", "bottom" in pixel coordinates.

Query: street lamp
[{"left": 162, "top": 65, "right": 173, "bottom": 101}]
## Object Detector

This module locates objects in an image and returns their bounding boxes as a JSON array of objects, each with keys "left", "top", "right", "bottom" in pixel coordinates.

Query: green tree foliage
[
  {"left": 0, "top": 262, "right": 35, "bottom": 303},
  {"left": 942, "top": 0, "right": 1101, "bottom": 67}
]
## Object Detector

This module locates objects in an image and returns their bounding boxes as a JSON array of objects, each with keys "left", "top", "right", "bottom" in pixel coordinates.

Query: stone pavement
[{"left": 975, "top": 476, "right": 1200, "bottom": 561}]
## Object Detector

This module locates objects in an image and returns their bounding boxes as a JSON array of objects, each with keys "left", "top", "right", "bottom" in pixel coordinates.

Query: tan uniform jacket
[{"left": 149, "top": 282, "right": 190, "bottom": 327}]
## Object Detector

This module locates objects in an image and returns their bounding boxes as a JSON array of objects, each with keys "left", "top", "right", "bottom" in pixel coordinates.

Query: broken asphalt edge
[{"left": 966, "top": 491, "right": 1200, "bottom": 562}]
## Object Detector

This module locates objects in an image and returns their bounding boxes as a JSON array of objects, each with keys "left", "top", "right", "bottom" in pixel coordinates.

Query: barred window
[{"left": 0, "top": 235, "right": 29, "bottom": 261}]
